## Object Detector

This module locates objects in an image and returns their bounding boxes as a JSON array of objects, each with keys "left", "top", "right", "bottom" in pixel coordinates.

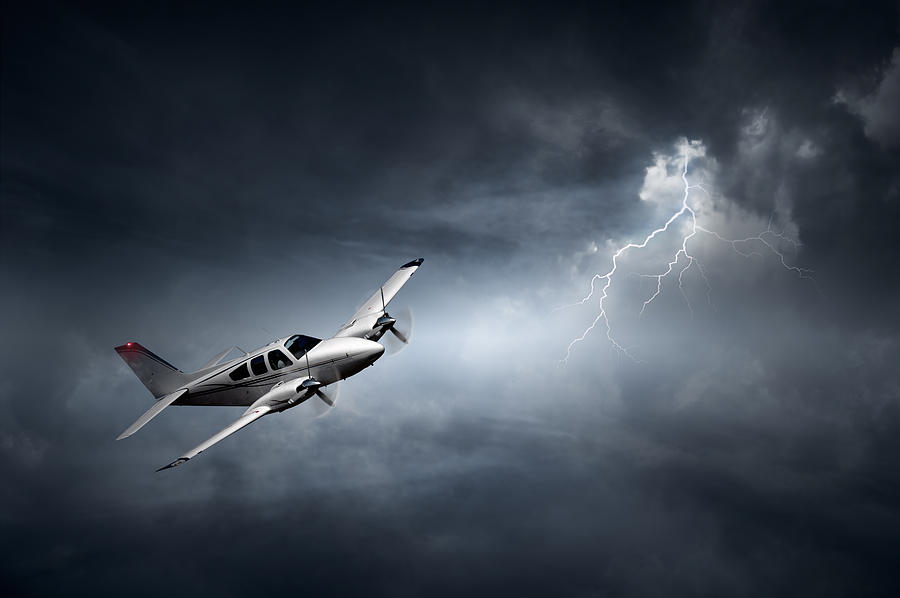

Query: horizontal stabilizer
[
  {"left": 117, "top": 388, "right": 187, "bottom": 440},
  {"left": 202, "top": 346, "right": 240, "bottom": 369}
]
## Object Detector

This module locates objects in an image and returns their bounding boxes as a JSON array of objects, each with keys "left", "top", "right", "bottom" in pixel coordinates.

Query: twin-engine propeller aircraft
[{"left": 115, "top": 258, "right": 423, "bottom": 471}]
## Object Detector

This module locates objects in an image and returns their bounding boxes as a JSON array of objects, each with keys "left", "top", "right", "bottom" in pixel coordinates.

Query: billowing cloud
[{"left": 835, "top": 47, "right": 900, "bottom": 148}]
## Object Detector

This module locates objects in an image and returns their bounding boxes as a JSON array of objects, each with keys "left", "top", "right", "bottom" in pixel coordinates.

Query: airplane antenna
[{"left": 380, "top": 287, "right": 385, "bottom": 311}]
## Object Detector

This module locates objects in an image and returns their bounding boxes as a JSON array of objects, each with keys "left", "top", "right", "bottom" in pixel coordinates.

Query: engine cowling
[{"left": 242, "top": 377, "right": 314, "bottom": 415}]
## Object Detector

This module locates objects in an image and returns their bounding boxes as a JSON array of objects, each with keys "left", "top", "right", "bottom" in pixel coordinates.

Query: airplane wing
[
  {"left": 156, "top": 404, "right": 273, "bottom": 471},
  {"left": 335, "top": 258, "right": 423, "bottom": 338},
  {"left": 117, "top": 388, "right": 188, "bottom": 440}
]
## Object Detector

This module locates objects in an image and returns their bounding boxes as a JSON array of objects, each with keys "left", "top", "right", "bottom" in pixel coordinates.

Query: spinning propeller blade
[
  {"left": 382, "top": 306, "right": 413, "bottom": 354},
  {"left": 311, "top": 383, "right": 340, "bottom": 417}
]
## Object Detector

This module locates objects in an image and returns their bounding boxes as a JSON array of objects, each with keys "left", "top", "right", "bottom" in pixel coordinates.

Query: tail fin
[{"left": 115, "top": 342, "right": 193, "bottom": 398}]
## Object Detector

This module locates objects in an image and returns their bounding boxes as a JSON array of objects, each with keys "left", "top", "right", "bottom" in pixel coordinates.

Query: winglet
[
  {"left": 156, "top": 457, "right": 190, "bottom": 472},
  {"left": 401, "top": 258, "right": 424, "bottom": 268}
]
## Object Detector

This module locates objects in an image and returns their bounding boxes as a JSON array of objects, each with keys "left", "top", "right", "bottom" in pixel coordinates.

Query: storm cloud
[{"left": 2, "top": 2, "right": 899, "bottom": 596}]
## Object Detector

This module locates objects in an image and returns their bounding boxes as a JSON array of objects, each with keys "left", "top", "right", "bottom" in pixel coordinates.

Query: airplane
[{"left": 115, "top": 258, "right": 423, "bottom": 471}]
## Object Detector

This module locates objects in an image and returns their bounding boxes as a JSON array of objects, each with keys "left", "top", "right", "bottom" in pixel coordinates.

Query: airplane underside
[{"left": 173, "top": 393, "right": 262, "bottom": 407}]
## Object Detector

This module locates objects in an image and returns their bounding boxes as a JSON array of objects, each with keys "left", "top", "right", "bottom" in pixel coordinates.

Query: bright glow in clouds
[{"left": 561, "top": 138, "right": 812, "bottom": 364}]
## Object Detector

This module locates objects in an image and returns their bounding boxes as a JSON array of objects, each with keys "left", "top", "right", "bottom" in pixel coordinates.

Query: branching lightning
[{"left": 560, "top": 141, "right": 812, "bottom": 365}]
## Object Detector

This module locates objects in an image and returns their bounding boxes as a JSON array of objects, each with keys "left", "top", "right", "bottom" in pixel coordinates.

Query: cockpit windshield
[{"left": 285, "top": 335, "right": 321, "bottom": 360}]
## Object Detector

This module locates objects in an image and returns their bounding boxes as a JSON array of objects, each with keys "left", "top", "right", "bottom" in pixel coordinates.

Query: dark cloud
[
  {"left": 836, "top": 48, "right": 900, "bottom": 149},
  {"left": 2, "top": 1, "right": 900, "bottom": 597}
]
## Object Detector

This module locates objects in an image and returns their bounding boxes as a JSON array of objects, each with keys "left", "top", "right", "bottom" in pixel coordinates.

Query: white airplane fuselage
[{"left": 175, "top": 336, "right": 384, "bottom": 407}]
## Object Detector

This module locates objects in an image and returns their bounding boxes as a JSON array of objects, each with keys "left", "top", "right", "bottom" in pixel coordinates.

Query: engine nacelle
[{"left": 242, "top": 377, "right": 313, "bottom": 415}]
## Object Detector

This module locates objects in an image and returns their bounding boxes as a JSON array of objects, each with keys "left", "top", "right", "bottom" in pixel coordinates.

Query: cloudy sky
[{"left": 2, "top": 2, "right": 899, "bottom": 596}]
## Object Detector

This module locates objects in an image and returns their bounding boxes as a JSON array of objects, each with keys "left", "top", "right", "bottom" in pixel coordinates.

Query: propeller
[
  {"left": 374, "top": 287, "right": 414, "bottom": 355},
  {"left": 380, "top": 306, "right": 414, "bottom": 354},
  {"left": 294, "top": 352, "right": 342, "bottom": 417},
  {"left": 310, "top": 382, "right": 340, "bottom": 417}
]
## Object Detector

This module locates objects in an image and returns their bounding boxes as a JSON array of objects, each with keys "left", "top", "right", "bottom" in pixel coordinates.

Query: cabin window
[
  {"left": 268, "top": 349, "right": 292, "bottom": 371},
  {"left": 229, "top": 363, "right": 250, "bottom": 381},
  {"left": 285, "top": 334, "right": 321, "bottom": 360},
  {"left": 250, "top": 355, "right": 267, "bottom": 376}
]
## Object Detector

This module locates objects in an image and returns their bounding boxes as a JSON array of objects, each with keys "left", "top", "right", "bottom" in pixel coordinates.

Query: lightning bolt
[{"left": 560, "top": 140, "right": 812, "bottom": 365}]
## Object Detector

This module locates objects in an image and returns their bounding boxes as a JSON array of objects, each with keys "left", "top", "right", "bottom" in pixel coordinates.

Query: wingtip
[
  {"left": 156, "top": 457, "right": 189, "bottom": 472},
  {"left": 401, "top": 258, "right": 424, "bottom": 268}
]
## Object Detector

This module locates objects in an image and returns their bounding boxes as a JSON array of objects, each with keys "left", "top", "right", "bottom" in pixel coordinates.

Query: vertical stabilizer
[{"left": 115, "top": 342, "right": 192, "bottom": 398}]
